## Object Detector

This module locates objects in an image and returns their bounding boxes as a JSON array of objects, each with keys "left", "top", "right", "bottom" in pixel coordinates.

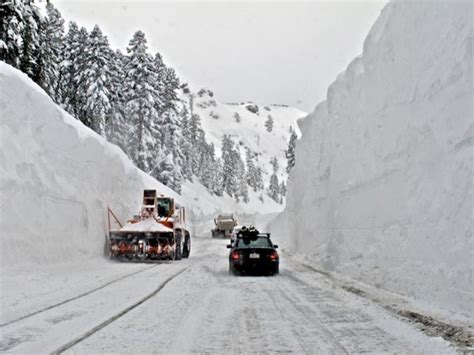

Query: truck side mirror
[
  {"left": 226, "top": 244, "right": 232, "bottom": 248},
  {"left": 273, "top": 245, "right": 278, "bottom": 249}
]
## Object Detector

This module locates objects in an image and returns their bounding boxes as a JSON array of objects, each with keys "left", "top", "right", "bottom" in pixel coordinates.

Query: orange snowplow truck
[{"left": 107, "top": 190, "right": 191, "bottom": 261}]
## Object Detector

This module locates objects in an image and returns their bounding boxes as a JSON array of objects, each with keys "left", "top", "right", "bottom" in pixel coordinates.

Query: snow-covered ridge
[
  {"left": 0, "top": 62, "right": 180, "bottom": 266},
  {"left": 185, "top": 89, "right": 306, "bottom": 184},
  {"left": 271, "top": 1, "right": 473, "bottom": 320}
]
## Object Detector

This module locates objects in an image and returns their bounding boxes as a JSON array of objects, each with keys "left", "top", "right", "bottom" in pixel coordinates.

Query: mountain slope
[{"left": 184, "top": 88, "right": 306, "bottom": 188}]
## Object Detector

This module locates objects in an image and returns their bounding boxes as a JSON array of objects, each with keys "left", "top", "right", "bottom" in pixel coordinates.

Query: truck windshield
[{"left": 157, "top": 198, "right": 172, "bottom": 217}]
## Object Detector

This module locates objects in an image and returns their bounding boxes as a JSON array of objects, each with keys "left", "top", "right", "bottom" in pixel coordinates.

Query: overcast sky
[{"left": 54, "top": 0, "right": 387, "bottom": 112}]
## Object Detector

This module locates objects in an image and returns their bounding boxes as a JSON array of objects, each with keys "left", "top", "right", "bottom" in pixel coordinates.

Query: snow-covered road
[{"left": 1, "top": 237, "right": 454, "bottom": 354}]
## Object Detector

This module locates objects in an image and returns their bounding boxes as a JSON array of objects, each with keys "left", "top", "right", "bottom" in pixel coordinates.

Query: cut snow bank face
[
  {"left": 0, "top": 63, "right": 180, "bottom": 267},
  {"left": 270, "top": 1, "right": 473, "bottom": 319}
]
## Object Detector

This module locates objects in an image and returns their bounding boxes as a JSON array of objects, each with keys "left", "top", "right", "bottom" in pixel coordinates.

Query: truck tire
[
  {"left": 183, "top": 234, "right": 191, "bottom": 258},
  {"left": 175, "top": 236, "right": 182, "bottom": 260}
]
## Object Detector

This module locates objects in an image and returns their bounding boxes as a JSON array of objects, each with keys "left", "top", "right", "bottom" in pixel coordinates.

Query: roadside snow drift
[
  {"left": 0, "top": 63, "right": 180, "bottom": 267},
  {"left": 271, "top": 1, "right": 473, "bottom": 319}
]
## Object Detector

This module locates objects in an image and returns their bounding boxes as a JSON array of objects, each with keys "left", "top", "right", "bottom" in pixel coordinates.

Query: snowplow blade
[{"left": 108, "top": 231, "right": 175, "bottom": 261}]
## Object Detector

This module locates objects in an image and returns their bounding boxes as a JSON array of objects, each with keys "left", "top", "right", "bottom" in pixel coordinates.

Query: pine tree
[
  {"left": 81, "top": 25, "right": 112, "bottom": 136},
  {"left": 19, "top": 5, "right": 40, "bottom": 79},
  {"left": 106, "top": 49, "right": 128, "bottom": 148},
  {"left": 212, "top": 158, "right": 224, "bottom": 196},
  {"left": 221, "top": 134, "right": 238, "bottom": 197},
  {"left": 122, "top": 30, "right": 159, "bottom": 171},
  {"left": 60, "top": 25, "right": 89, "bottom": 120},
  {"left": 151, "top": 52, "right": 166, "bottom": 115},
  {"left": 155, "top": 152, "right": 182, "bottom": 193},
  {"left": 233, "top": 148, "right": 248, "bottom": 203},
  {"left": 189, "top": 113, "right": 204, "bottom": 175},
  {"left": 158, "top": 110, "right": 185, "bottom": 183},
  {"left": 58, "top": 22, "right": 79, "bottom": 113},
  {"left": 162, "top": 66, "right": 179, "bottom": 112},
  {"left": 268, "top": 173, "right": 280, "bottom": 202},
  {"left": 178, "top": 105, "right": 194, "bottom": 181},
  {"left": 286, "top": 129, "right": 297, "bottom": 174},
  {"left": 268, "top": 156, "right": 280, "bottom": 202},
  {"left": 255, "top": 166, "right": 264, "bottom": 191},
  {"left": 245, "top": 148, "right": 258, "bottom": 192},
  {"left": 200, "top": 142, "right": 218, "bottom": 192},
  {"left": 238, "top": 168, "right": 249, "bottom": 203},
  {"left": 0, "top": 0, "right": 24, "bottom": 67},
  {"left": 36, "top": 2, "right": 64, "bottom": 100},
  {"left": 265, "top": 114, "right": 274, "bottom": 132}
]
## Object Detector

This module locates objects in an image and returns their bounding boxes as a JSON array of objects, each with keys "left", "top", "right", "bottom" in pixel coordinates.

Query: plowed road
[{"left": 0, "top": 237, "right": 454, "bottom": 354}]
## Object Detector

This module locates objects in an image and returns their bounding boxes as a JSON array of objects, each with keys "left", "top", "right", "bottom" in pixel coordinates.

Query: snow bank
[
  {"left": 271, "top": 1, "right": 473, "bottom": 319},
  {"left": 0, "top": 62, "right": 180, "bottom": 267},
  {"left": 119, "top": 219, "right": 173, "bottom": 233}
]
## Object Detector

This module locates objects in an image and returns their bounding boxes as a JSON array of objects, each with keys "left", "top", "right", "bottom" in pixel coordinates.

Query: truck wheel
[
  {"left": 183, "top": 235, "right": 191, "bottom": 258},
  {"left": 175, "top": 237, "right": 182, "bottom": 260}
]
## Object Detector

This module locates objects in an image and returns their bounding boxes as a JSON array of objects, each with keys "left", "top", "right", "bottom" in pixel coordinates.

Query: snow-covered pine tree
[
  {"left": 255, "top": 166, "right": 264, "bottom": 191},
  {"left": 221, "top": 134, "right": 238, "bottom": 198},
  {"left": 123, "top": 30, "right": 159, "bottom": 171},
  {"left": 245, "top": 148, "right": 258, "bottom": 192},
  {"left": 155, "top": 152, "right": 183, "bottom": 193},
  {"left": 19, "top": 3, "right": 41, "bottom": 79},
  {"left": 58, "top": 21, "right": 79, "bottom": 113},
  {"left": 212, "top": 158, "right": 224, "bottom": 196},
  {"left": 81, "top": 25, "right": 112, "bottom": 136},
  {"left": 235, "top": 150, "right": 249, "bottom": 203},
  {"left": 178, "top": 105, "right": 194, "bottom": 181},
  {"left": 60, "top": 25, "right": 89, "bottom": 121},
  {"left": 153, "top": 108, "right": 185, "bottom": 192},
  {"left": 163, "top": 66, "right": 180, "bottom": 112},
  {"left": 189, "top": 113, "right": 204, "bottom": 175},
  {"left": 151, "top": 52, "right": 166, "bottom": 115},
  {"left": 268, "top": 156, "right": 280, "bottom": 202},
  {"left": 0, "top": 0, "right": 24, "bottom": 67},
  {"left": 268, "top": 173, "right": 280, "bottom": 203},
  {"left": 106, "top": 49, "right": 128, "bottom": 148},
  {"left": 286, "top": 129, "right": 297, "bottom": 174},
  {"left": 35, "top": 2, "right": 64, "bottom": 101},
  {"left": 265, "top": 114, "right": 274, "bottom": 132},
  {"left": 199, "top": 142, "right": 218, "bottom": 192},
  {"left": 151, "top": 52, "right": 179, "bottom": 117}
]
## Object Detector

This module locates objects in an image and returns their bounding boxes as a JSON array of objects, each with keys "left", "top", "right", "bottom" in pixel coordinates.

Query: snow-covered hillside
[
  {"left": 270, "top": 1, "right": 473, "bottom": 320},
  {"left": 0, "top": 62, "right": 291, "bottom": 267},
  {"left": 185, "top": 88, "right": 305, "bottom": 187},
  {"left": 0, "top": 62, "right": 183, "bottom": 266}
]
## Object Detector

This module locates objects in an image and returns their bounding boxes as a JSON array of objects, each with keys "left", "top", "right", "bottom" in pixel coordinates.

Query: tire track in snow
[
  {"left": 51, "top": 267, "right": 189, "bottom": 355},
  {"left": 266, "top": 272, "right": 349, "bottom": 354},
  {"left": 0, "top": 263, "right": 160, "bottom": 328}
]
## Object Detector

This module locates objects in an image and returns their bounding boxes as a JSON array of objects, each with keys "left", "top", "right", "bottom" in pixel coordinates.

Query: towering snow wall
[
  {"left": 272, "top": 1, "right": 473, "bottom": 318},
  {"left": 0, "top": 63, "right": 180, "bottom": 267}
]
